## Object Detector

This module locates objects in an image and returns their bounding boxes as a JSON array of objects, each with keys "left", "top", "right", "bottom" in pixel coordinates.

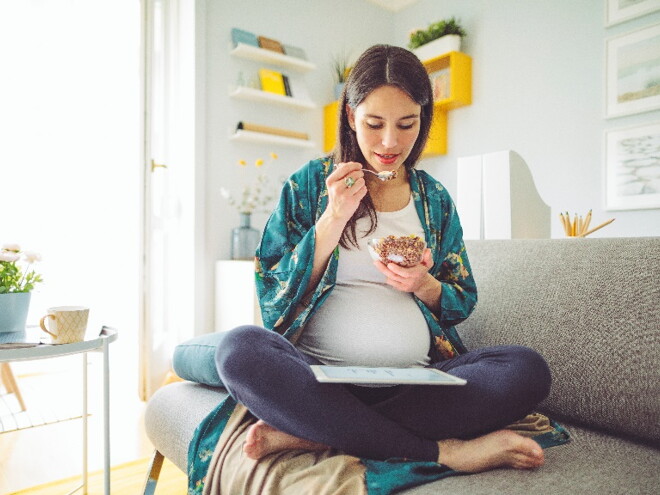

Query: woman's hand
[
  {"left": 324, "top": 162, "right": 368, "bottom": 224},
  {"left": 374, "top": 248, "right": 433, "bottom": 292},
  {"left": 373, "top": 249, "right": 442, "bottom": 312}
]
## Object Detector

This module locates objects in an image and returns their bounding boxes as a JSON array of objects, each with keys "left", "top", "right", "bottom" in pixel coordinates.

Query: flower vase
[
  {"left": 334, "top": 82, "right": 345, "bottom": 100},
  {"left": 231, "top": 212, "right": 260, "bottom": 260},
  {"left": 0, "top": 292, "right": 31, "bottom": 334}
]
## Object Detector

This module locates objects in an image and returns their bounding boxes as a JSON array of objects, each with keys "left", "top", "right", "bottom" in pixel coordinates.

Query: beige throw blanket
[
  {"left": 202, "top": 404, "right": 367, "bottom": 495},
  {"left": 202, "top": 405, "right": 554, "bottom": 495}
]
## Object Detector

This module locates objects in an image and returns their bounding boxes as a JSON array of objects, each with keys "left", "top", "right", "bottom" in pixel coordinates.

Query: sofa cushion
[
  {"left": 145, "top": 381, "right": 230, "bottom": 471},
  {"left": 460, "top": 238, "right": 660, "bottom": 445},
  {"left": 172, "top": 332, "right": 227, "bottom": 387}
]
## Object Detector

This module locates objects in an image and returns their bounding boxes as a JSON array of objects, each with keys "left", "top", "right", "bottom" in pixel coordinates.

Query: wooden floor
[{"left": 0, "top": 337, "right": 156, "bottom": 493}]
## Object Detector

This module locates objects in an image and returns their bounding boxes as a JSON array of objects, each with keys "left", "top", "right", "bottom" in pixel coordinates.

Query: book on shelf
[
  {"left": 283, "top": 44, "right": 307, "bottom": 60},
  {"left": 282, "top": 75, "right": 292, "bottom": 97},
  {"left": 231, "top": 27, "right": 259, "bottom": 48},
  {"left": 237, "top": 122, "right": 309, "bottom": 141},
  {"left": 258, "top": 35, "right": 285, "bottom": 54},
  {"left": 429, "top": 68, "right": 450, "bottom": 101},
  {"left": 259, "top": 69, "right": 287, "bottom": 96}
]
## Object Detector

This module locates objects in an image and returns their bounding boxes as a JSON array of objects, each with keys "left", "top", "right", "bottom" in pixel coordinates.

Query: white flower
[
  {"left": 23, "top": 251, "right": 42, "bottom": 263},
  {"left": 0, "top": 251, "right": 20, "bottom": 262},
  {"left": 2, "top": 243, "right": 20, "bottom": 252},
  {"left": 0, "top": 243, "right": 43, "bottom": 293}
]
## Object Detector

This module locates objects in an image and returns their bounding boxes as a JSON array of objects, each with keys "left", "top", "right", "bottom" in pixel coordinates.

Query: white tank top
[{"left": 297, "top": 196, "right": 431, "bottom": 367}]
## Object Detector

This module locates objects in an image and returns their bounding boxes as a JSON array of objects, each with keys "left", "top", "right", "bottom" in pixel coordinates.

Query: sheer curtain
[{"left": 0, "top": 0, "right": 141, "bottom": 391}]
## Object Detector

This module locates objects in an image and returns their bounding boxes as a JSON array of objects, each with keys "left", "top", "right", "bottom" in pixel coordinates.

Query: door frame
[{"left": 138, "top": 0, "right": 207, "bottom": 401}]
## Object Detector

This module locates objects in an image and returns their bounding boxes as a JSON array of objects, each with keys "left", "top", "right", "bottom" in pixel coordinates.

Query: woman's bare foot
[
  {"left": 244, "top": 420, "right": 330, "bottom": 460},
  {"left": 438, "top": 430, "right": 545, "bottom": 472}
]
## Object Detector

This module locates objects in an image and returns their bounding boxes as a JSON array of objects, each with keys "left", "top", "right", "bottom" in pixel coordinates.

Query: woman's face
[{"left": 347, "top": 85, "right": 421, "bottom": 174}]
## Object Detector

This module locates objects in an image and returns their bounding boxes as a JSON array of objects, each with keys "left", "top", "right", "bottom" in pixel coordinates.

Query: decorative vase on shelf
[
  {"left": 0, "top": 292, "right": 31, "bottom": 334},
  {"left": 231, "top": 212, "right": 260, "bottom": 260},
  {"left": 334, "top": 82, "right": 345, "bottom": 100},
  {"left": 413, "top": 34, "right": 462, "bottom": 62}
]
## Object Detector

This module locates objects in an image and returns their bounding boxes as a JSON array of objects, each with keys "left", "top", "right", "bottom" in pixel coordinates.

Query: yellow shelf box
[
  {"left": 424, "top": 51, "right": 472, "bottom": 110},
  {"left": 323, "top": 101, "right": 339, "bottom": 153}
]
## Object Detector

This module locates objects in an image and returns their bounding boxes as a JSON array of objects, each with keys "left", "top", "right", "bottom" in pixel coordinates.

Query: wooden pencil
[
  {"left": 560, "top": 213, "right": 570, "bottom": 236},
  {"left": 582, "top": 209, "right": 592, "bottom": 235},
  {"left": 572, "top": 213, "right": 578, "bottom": 237},
  {"left": 578, "top": 218, "right": 615, "bottom": 237}
]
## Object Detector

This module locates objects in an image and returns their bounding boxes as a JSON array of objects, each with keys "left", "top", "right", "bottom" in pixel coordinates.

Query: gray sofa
[{"left": 143, "top": 238, "right": 660, "bottom": 494}]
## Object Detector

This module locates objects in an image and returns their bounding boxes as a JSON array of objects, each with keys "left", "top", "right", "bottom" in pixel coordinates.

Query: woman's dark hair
[{"left": 332, "top": 44, "right": 433, "bottom": 248}]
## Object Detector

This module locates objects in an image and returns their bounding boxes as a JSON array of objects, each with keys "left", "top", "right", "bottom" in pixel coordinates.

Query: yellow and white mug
[{"left": 39, "top": 306, "right": 89, "bottom": 344}]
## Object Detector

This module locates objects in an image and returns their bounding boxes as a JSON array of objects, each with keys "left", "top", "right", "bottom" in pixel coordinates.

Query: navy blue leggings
[{"left": 215, "top": 325, "right": 551, "bottom": 462}]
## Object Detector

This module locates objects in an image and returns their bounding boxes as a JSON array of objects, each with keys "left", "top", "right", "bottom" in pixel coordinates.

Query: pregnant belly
[{"left": 297, "top": 283, "right": 431, "bottom": 367}]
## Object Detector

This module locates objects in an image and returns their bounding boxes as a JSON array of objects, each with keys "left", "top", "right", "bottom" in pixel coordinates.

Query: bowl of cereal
[{"left": 367, "top": 235, "right": 426, "bottom": 267}]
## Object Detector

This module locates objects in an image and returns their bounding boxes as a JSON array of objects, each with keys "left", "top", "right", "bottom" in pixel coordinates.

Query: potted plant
[
  {"left": 0, "top": 243, "right": 43, "bottom": 334},
  {"left": 408, "top": 17, "right": 466, "bottom": 61},
  {"left": 332, "top": 52, "right": 352, "bottom": 100}
]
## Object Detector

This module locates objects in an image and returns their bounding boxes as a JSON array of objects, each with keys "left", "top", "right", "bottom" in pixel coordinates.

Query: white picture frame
[
  {"left": 606, "top": 0, "right": 660, "bottom": 26},
  {"left": 605, "top": 122, "right": 660, "bottom": 210},
  {"left": 606, "top": 23, "right": 660, "bottom": 117}
]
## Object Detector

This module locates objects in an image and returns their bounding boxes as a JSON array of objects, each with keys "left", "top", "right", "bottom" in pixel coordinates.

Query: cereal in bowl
[{"left": 369, "top": 235, "right": 426, "bottom": 267}]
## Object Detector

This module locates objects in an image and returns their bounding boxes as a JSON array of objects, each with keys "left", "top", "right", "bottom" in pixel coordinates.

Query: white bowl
[{"left": 367, "top": 235, "right": 426, "bottom": 267}]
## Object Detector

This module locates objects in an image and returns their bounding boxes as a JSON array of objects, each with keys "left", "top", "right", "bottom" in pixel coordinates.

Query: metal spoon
[{"left": 333, "top": 164, "right": 398, "bottom": 182}]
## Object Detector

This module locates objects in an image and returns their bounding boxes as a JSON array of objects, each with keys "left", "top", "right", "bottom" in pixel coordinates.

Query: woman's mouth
[{"left": 374, "top": 153, "right": 399, "bottom": 165}]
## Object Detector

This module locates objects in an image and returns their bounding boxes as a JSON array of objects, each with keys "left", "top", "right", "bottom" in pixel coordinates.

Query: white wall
[{"left": 395, "top": 0, "right": 660, "bottom": 238}]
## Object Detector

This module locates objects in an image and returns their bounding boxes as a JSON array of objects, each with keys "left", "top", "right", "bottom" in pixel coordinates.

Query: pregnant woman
[{"left": 214, "top": 44, "right": 551, "bottom": 474}]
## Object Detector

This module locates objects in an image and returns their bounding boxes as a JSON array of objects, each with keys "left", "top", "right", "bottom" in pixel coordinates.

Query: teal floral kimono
[
  {"left": 254, "top": 157, "right": 476, "bottom": 357},
  {"left": 187, "top": 158, "right": 568, "bottom": 494}
]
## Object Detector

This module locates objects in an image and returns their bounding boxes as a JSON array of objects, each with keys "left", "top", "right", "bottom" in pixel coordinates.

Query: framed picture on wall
[
  {"left": 606, "top": 23, "right": 660, "bottom": 117},
  {"left": 605, "top": 122, "right": 660, "bottom": 210},
  {"left": 606, "top": 0, "right": 660, "bottom": 26}
]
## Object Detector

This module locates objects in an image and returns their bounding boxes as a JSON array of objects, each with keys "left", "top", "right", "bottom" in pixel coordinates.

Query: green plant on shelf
[
  {"left": 408, "top": 17, "right": 466, "bottom": 50},
  {"left": 331, "top": 52, "right": 352, "bottom": 85}
]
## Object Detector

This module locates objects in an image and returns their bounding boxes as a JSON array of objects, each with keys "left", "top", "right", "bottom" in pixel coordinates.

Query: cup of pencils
[{"left": 559, "top": 210, "right": 615, "bottom": 237}]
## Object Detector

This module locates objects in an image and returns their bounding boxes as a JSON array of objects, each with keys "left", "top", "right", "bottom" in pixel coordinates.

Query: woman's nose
[{"left": 381, "top": 126, "right": 398, "bottom": 148}]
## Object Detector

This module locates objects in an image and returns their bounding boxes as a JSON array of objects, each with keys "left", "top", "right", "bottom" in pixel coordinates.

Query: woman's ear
[{"left": 346, "top": 104, "right": 356, "bottom": 131}]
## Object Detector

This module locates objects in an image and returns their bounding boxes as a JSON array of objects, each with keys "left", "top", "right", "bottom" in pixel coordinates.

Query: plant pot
[
  {"left": 413, "top": 34, "right": 462, "bottom": 62},
  {"left": 231, "top": 212, "right": 260, "bottom": 260},
  {"left": 334, "top": 83, "right": 345, "bottom": 100},
  {"left": 0, "top": 292, "right": 31, "bottom": 333}
]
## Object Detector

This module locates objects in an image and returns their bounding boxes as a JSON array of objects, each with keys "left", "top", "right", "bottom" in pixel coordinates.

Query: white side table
[
  {"left": 0, "top": 326, "right": 118, "bottom": 495},
  {"left": 215, "top": 260, "right": 262, "bottom": 333}
]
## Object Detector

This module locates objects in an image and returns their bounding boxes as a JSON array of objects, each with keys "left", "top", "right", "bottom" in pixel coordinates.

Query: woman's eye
[
  {"left": 398, "top": 123, "right": 415, "bottom": 130},
  {"left": 366, "top": 122, "right": 383, "bottom": 129}
]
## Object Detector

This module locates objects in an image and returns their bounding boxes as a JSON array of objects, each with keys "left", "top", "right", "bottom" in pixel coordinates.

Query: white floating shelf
[
  {"left": 231, "top": 43, "right": 316, "bottom": 72},
  {"left": 230, "top": 129, "right": 316, "bottom": 149},
  {"left": 229, "top": 86, "right": 316, "bottom": 110}
]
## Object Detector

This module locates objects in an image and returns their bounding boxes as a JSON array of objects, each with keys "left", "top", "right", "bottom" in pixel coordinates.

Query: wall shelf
[
  {"left": 230, "top": 129, "right": 316, "bottom": 149},
  {"left": 231, "top": 43, "right": 316, "bottom": 72},
  {"left": 229, "top": 86, "right": 316, "bottom": 109},
  {"left": 424, "top": 51, "right": 472, "bottom": 111}
]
